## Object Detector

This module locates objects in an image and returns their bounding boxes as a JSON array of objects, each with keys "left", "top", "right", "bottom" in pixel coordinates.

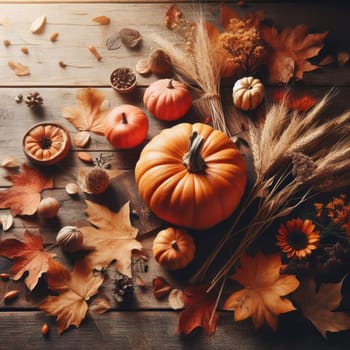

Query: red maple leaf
[
  {"left": 0, "top": 164, "right": 53, "bottom": 216},
  {"left": 176, "top": 284, "right": 219, "bottom": 336}
]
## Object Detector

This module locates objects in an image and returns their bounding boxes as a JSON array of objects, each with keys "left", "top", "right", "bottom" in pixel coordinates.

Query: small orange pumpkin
[
  {"left": 104, "top": 104, "right": 149, "bottom": 149},
  {"left": 143, "top": 79, "right": 192, "bottom": 121},
  {"left": 232, "top": 76, "right": 265, "bottom": 111},
  {"left": 152, "top": 227, "right": 196, "bottom": 270},
  {"left": 23, "top": 122, "right": 71, "bottom": 165},
  {"left": 135, "top": 122, "right": 247, "bottom": 229}
]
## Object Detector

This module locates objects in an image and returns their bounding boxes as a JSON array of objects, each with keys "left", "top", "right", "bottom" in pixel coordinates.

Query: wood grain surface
[{"left": 0, "top": 1, "right": 350, "bottom": 349}]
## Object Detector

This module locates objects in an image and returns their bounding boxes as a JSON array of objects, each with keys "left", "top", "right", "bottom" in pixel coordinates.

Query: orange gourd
[
  {"left": 135, "top": 122, "right": 247, "bottom": 230},
  {"left": 152, "top": 227, "right": 196, "bottom": 270},
  {"left": 104, "top": 104, "right": 149, "bottom": 149},
  {"left": 143, "top": 79, "right": 192, "bottom": 121},
  {"left": 23, "top": 122, "right": 71, "bottom": 165}
]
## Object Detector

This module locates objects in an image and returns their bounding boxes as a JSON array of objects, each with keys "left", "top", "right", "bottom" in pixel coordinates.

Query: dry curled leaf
[
  {"left": 119, "top": 28, "right": 142, "bottom": 48},
  {"left": 168, "top": 289, "right": 184, "bottom": 310},
  {"left": 30, "top": 15, "right": 46, "bottom": 34},
  {"left": 135, "top": 58, "right": 151, "bottom": 75},
  {"left": 106, "top": 33, "right": 122, "bottom": 50},
  {"left": 73, "top": 131, "right": 91, "bottom": 148},
  {"left": 0, "top": 214, "right": 13, "bottom": 231},
  {"left": 261, "top": 24, "right": 328, "bottom": 83},
  {"left": 153, "top": 276, "right": 172, "bottom": 299},
  {"left": 92, "top": 16, "right": 110, "bottom": 25},
  {"left": 338, "top": 51, "right": 349, "bottom": 66},
  {"left": 319, "top": 55, "right": 334, "bottom": 66},
  {"left": 8, "top": 61, "right": 30, "bottom": 76}
]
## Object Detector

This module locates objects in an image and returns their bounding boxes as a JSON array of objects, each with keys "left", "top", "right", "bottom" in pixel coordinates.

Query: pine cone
[
  {"left": 112, "top": 272, "right": 133, "bottom": 303},
  {"left": 24, "top": 92, "right": 44, "bottom": 109}
]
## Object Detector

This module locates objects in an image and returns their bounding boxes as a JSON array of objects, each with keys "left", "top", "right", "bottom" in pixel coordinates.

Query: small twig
[{"left": 59, "top": 60, "right": 94, "bottom": 69}]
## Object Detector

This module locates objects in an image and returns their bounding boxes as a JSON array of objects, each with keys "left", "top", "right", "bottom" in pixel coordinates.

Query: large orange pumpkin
[
  {"left": 135, "top": 123, "right": 247, "bottom": 230},
  {"left": 143, "top": 79, "right": 192, "bottom": 121}
]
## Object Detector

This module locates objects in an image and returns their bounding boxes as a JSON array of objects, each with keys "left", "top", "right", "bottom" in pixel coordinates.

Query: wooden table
[{"left": 0, "top": 1, "right": 349, "bottom": 349}]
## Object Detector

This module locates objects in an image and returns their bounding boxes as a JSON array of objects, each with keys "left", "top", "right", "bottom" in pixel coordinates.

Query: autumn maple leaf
[
  {"left": 223, "top": 252, "right": 299, "bottom": 331},
  {"left": 79, "top": 200, "right": 142, "bottom": 277},
  {"left": 39, "top": 259, "right": 103, "bottom": 334},
  {"left": 0, "top": 230, "right": 56, "bottom": 290},
  {"left": 292, "top": 276, "right": 350, "bottom": 337},
  {"left": 176, "top": 284, "right": 219, "bottom": 336},
  {"left": 261, "top": 24, "right": 328, "bottom": 83},
  {"left": 0, "top": 164, "right": 53, "bottom": 216},
  {"left": 62, "top": 88, "right": 110, "bottom": 135}
]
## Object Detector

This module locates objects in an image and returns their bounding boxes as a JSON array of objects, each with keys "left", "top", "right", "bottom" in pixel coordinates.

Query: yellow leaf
[
  {"left": 8, "top": 61, "right": 30, "bottom": 76},
  {"left": 223, "top": 252, "right": 299, "bottom": 330},
  {"left": 79, "top": 201, "right": 142, "bottom": 277},
  {"left": 92, "top": 16, "right": 110, "bottom": 25},
  {"left": 62, "top": 88, "right": 110, "bottom": 135}
]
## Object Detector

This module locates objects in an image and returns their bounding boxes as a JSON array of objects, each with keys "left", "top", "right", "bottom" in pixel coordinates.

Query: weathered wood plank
[
  {"left": 0, "top": 3, "right": 349, "bottom": 86},
  {"left": 0, "top": 310, "right": 348, "bottom": 350}
]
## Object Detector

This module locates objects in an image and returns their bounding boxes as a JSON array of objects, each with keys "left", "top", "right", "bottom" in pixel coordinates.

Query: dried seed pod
[
  {"left": 338, "top": 51, "right": 349, "bottom": 66},
  {"left": 84, "top": 167, "right": 110, "bottom": 194},
  {"left": 1, "top": 156, "right": 19, "bottom": 168},
  {"left": 56, "top": 226, "right": 84, "bottom": 253},
  {"left": 30, "top": 15, "right": 46, "bottom": 34},
  {"left": 21, "top": 47, "right": 29, "bottom": 54},
  {"left": 50, "top": 32, "right": 59, "bottom": 42},
  {"left": 88, "top": 45, "right": 102, "bottom": 61},
  {"left": 38, "top": 197, "right": 60, "bottom": 218},
  {"left": 78, "top": 151, "right": 93, "bottom": 163},
  {"left": 135, "top": 58, "right": 151, "bottom": 75},
  {"left": 148, "top": 49, "right": 173, "bottom": 76},
  {"left": 15, "top": 94, "right": 23, "bottom": 103},
  {"left": 65, "top": 183, "right": 79, "bottom": 195},
  {"left": 3, "top": 290, "right": 19, "bottom": 303},
  {"left": 3, "top": 39, "right": 11, "bottom": 47},
  {"left": 41, "top": 323, "right": 50, "bottom": 336},
  {"left": 0, "top": 214, "right": 14, "bottom": 231},
  {"left": 73, "top": 131, "right": 91, "bottom": 148}
]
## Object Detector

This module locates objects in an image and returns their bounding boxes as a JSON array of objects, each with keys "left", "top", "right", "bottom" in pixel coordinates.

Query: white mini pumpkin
[{"left": 232, "top": 76, "right": 265, "bottom": 111}]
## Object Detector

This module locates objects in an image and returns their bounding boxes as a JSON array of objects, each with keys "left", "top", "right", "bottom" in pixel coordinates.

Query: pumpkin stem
[
  {"left": 167, "top": 79, "right": 174, "bottom": 89},
  {"left": 183, "top": 131, "right": 207, "bottom": 173},
  {"left": 121, "top": 112, "right": 128, "bottom": 124},
  {"left": 170, "top": 240, "right": 179, "bottom": 251}
]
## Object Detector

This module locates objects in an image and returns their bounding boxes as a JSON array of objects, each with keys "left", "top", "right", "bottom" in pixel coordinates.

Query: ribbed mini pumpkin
[
  {"left": 152, "top": 227, "right": 196, "bottom": 270},
  {"left": 143, "top": 79, "right": 192, "bottom": 121},
  {"left": 135, "top": 122, "right": 247, "bottom": 230},
  {"left": 23, "top": 122, "right": 71, "bottom": 165},
  {"left": 232, "top": 76, "right": 265, "bottom": 111}
]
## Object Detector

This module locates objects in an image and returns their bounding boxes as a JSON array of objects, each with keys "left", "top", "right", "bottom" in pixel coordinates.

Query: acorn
[
  {"left": 84, "top": 167, "right": 110, "bottom": 194},
  {"left": 56, "top": 226, "right": 84, "bottom": 253}
]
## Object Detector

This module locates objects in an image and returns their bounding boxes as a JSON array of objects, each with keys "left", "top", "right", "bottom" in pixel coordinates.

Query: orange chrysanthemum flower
[{"left": 276, "top": 218, "right": 320, "bottom": 259}]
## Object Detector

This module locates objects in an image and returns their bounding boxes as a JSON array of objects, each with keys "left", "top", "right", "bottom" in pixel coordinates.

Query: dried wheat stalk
[{"left": 193, "top": 92, "right": 350, "bottom": 287}]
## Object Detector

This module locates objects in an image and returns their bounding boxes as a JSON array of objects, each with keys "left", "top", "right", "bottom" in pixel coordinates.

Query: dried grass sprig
[
  {"left": 193, "top": 92, "right": 350, "bottom": 288},
  {"left": 151, "top": 11, "right": 242, "bottom": 136}
]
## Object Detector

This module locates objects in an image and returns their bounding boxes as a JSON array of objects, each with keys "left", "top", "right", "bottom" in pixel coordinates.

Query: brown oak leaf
[
  {"left": 0, "top": 164, "right": 53, "bottom": 216},
  {"left": 292, "top": 276, "right": 350, "bottom": 338},
  {"left": 176, "top": 284, "right": 219, "bottom": 336},
  {"left": 39, "top": 259, "right": 103, "bottom": 334},
  {"left": 62, "top": 88, "right": 110, "bottom": 135},
  {"left": 223, "top": 252, "right": 299, "bottom": 331},
  {"left": 261, "top": 24, "right": 328, "bottom": 83},
  {"left": 79, "top": 200, "right": 142, "bottom": 277},
  {"left": 8, "top": 61, "right": 30, "bottom": 76},
  {"left": 0, "top": 230, "right": 56, "bottom": 290}
]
